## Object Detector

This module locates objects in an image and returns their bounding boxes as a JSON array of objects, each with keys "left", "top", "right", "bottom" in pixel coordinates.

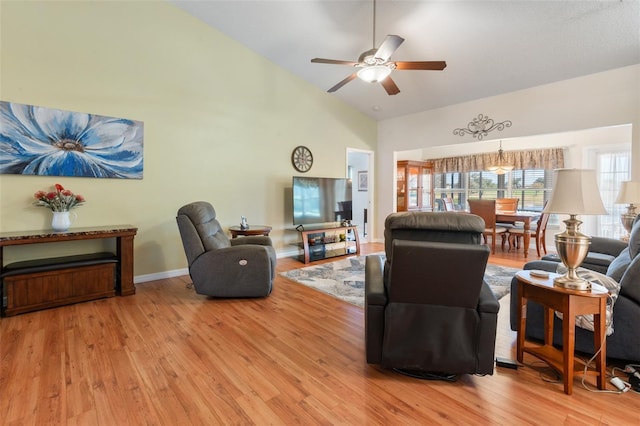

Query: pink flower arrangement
[{"left": 34, "top": 183, "right": 85, "bottom": 212}]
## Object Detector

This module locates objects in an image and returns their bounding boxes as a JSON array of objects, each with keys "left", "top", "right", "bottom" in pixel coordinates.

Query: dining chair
[
  {"left": 467, "top": 199, "right": 508, "bottom": 254},
  {"left": 508, "top": 204, "right": 550, "bottom": 257},
  {"left": 495, "top": 198, "right": 519, "bottom": 213},
  {"left": 495, "top": 197, "right": 519, "bottom": 231},
  {"left": 443, "top": 197, "right": 455, "bottom": 211}
]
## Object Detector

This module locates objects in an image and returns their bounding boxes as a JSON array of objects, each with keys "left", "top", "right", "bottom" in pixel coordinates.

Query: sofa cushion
[
  {"left": 542, "top": 252, "right": 615, "bottom": 273},
  {"left": 607, "top": 248, "right": 631, "bottom": 282},
  {"left": 583, "top": 252, "right": 617, "bottom": 267},
  {"left": 628, "top": 219, "right": 640, "bottom": 259},
  {"left": 555, "top": 265, "right": 620, "bottom": 335}
]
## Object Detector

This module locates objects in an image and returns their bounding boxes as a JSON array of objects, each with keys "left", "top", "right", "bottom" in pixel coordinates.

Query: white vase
[{"left": 51, "top": 211, "right": 72, "bottom": 232}]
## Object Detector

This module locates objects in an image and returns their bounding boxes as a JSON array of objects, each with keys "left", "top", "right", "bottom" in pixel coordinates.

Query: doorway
[{"left": 347, "top": 148, "right": 374, "bottom": 243}]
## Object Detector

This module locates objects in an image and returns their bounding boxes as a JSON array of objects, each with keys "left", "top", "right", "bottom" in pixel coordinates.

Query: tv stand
[{"left": 295, "top": 225, "right": 360, "bottom": 264}]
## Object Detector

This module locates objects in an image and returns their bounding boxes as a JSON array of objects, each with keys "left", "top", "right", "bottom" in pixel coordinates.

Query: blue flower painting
[{"left": 0, "top": 101, "right": 143, "bottom": 179}]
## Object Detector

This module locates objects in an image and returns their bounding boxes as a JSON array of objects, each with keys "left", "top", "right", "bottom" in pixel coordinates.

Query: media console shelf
[
  {"left": 294, "top": 225, "right": 360, "bottom": 264},
  {"left": 0, "top": 225, "right": 137, "bottom": 316}
]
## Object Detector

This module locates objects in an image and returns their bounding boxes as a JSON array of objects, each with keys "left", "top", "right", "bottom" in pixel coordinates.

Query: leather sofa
[{"left": 510, "top": 218, "right": 640, "bottom": 362}]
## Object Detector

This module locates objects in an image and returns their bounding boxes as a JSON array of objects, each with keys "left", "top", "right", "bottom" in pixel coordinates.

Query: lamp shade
[
  {"left": 615, "top": 181, "right": 640, "bottom": 204},
  {"left": 543, "top": 169, "right": 607, "bottom": 215}
]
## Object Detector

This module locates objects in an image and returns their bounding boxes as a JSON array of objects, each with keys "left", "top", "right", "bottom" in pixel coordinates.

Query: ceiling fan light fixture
[{"left": 357, "top": 65, "right": 392, "bottom": 83}]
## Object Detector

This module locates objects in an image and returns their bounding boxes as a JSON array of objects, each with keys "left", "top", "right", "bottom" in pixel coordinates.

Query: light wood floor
[{"left": 1, "top": 243, "right": 639, "bottom": 425}]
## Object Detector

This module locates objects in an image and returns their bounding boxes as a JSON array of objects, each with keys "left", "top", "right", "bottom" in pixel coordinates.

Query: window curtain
[{"left": 431, "top": 148, "right": 564, "bottom": 174}]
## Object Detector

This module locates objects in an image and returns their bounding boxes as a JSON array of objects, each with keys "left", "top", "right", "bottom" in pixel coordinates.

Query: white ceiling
[{"left": 170, "top": 0, "right": 640, "bottom": 121}]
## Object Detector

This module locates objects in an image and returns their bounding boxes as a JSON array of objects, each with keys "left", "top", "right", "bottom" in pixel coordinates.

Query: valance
[{"left": 431, "top": 148, "right": 564, "bottom": 174}]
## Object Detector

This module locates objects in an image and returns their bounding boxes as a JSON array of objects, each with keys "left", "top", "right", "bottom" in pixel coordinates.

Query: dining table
[{"left": 495, "top": 211, "right": 541, "bottom": 257}]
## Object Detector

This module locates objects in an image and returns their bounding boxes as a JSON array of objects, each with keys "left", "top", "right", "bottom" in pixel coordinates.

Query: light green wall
[{"left": 0, "top": 1, "right": 376, "bottom": 277}]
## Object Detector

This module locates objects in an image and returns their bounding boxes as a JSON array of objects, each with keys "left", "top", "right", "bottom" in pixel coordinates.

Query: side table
[
  {"left": 229, "top": 225, "right": 272, "bottom": 239},
  {"left": 515, "top": 270, "right": 608, "bottom": 395}
]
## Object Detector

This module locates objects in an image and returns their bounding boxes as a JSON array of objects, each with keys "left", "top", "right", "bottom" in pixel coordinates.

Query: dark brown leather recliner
[
  {"left": 365, "top": 212, "right": 500, "bottom": 377},
  {"left": 176, "top": 201, "right": 276, "bottom": 298}
]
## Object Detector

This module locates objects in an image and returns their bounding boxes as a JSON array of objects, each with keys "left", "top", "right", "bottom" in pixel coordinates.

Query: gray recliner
[
  {"left": 176, "top": 201, "right": 276, "bottom": 298},
  {"left": 365, "top": 212, "right": 500, "bottom": 377}
]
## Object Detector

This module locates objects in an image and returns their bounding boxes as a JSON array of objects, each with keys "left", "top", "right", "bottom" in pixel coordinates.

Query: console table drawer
[{"left": 3, "top": 262, "right": 116, "bottom": 316}]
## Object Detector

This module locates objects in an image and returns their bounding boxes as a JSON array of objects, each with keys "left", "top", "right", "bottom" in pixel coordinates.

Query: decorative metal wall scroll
[{"left": 453, "top": 114, "right": 512, "bottom": 140}]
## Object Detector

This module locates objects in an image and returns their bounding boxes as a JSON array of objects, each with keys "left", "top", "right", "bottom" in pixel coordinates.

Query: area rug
[{"left": 280, "top": 253, "right": 518, "bottom": 308}]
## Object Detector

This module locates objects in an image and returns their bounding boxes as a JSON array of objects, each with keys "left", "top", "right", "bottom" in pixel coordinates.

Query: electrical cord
[
  {"left": 520, "top": 360, "right": 562, "bottom": 384},
  {"left": 578, "top": 294, "right": 635, "bottom": 394},
  {"left": 518, "top": 294, "right": 638, "bottom": 395}
]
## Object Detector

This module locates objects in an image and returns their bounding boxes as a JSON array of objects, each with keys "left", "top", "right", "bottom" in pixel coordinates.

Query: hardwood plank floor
[{"left": 1, "top": 243, "right": 639, "bottom": 425}]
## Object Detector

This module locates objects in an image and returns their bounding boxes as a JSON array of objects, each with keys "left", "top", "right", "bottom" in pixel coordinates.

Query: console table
[{"left": 0, "top": 225, "right": 137, "bottom": 316}]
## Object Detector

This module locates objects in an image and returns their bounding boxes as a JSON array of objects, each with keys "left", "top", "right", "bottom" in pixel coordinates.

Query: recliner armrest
[
  {"left": 477, "top": 282, "right": 500, "bottom": 314},
  {"left": 365, "top": 254, "right": 386, "bottom": 306}
]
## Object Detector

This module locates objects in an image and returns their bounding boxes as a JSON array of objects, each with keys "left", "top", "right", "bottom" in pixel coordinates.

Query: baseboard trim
[
  {"left": 135, "top": 268, "right": 189, "bottom": 284},
  {"left": 133, "top": 251, "right": 298, "bottom": 284}
]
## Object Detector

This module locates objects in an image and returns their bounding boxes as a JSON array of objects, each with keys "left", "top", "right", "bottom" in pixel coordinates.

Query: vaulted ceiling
[{"left": 170, "top": 0, "right": 640, "bottom": 121}]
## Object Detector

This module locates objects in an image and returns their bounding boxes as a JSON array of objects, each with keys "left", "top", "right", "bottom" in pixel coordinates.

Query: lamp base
[
  {"left": 553, "top": 215, "right": 592, "bottom": 291},
  {"left": 621, "top": 213, "right": 637, "bottom": 234},
  {"left": 553, "top": 274, "right": 591, "bottom": 291},
  {"left": 621, "top": 204, "right": 637, "bottom": 235}
]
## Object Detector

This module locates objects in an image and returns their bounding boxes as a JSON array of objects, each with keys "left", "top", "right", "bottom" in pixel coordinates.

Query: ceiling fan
[{"left": 310, "top": 0, "right": 446, "bottom": 95}]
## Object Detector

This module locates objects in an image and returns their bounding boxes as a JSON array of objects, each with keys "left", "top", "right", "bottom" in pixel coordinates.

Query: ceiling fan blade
[
  {"left": 375, "top": 35, "right": 405, "bottom": 62},
  {"left": 381, "top": 76, "right": 400, "bottom": 95},
  {"left": 395, "top": 61, "right": 447, "bottom": 71},
  {"left": 311, "top": 58, "right": 359, "bottom": 66},
  {"left": 327, "top": 73, "right": 358, "bottom": 93}
]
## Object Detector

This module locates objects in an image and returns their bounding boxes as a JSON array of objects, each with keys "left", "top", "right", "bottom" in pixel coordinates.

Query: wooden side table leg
[
  {"left": 543, "top": 306, "right": 554, "bottom": 345},
  {"left": 563, "top": 296, "right": 576, "bottom": 395},
  {"left": 594, "top": 298, "right": 607, "bottom": 390}
]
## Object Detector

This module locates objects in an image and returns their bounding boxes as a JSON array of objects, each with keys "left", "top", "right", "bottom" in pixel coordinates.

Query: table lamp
[
  {"left": 543, "top": 169, "right": 607, "bottom": 290},
  {"left": 614, "top": 181, "right": 640, "bottom": 237}
]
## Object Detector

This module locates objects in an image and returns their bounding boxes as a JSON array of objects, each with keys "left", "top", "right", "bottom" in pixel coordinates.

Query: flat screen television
[{"left": 293, "top": 176, "right": 352, "bottom": 226}]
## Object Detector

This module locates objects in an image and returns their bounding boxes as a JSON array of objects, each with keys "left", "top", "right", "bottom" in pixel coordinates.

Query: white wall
[{"left": 376, "top": 65, "right": 640, "bottom": 240}]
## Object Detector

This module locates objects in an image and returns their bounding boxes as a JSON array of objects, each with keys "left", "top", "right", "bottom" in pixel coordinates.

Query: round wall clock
[{"left": 291, "top": 145, "right": 313, "bottom": 173}]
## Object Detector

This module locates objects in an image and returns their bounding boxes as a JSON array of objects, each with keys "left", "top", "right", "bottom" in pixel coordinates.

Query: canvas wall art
[{"left": 0, "top": 101, "right": 143, "bottom": 179}]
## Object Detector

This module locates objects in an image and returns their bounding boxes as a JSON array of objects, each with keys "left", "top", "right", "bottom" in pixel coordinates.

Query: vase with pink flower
[{"left": 33, "top": 183, "right": 85, "bottom": 232}]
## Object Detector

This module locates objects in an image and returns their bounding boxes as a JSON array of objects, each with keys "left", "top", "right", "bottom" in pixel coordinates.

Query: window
[
  {"left": 468, "top": 171, "right": 500, "bottom": 200},
  {"left": 434, "top": 172, "right": 465, "bottom": 210},
  {"left": 434, "top": 169, "right": 553, "bottom": 212},
  {"left": 511, "top": 169, "right": 553, "bottom": 211},
  {"left": 595, "top": 149, "right": 631, "bottom": 238}
]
